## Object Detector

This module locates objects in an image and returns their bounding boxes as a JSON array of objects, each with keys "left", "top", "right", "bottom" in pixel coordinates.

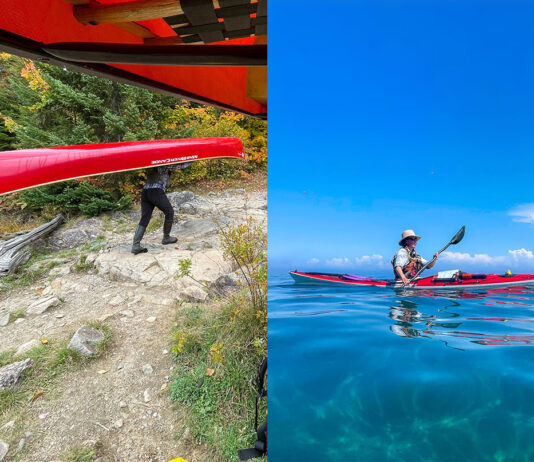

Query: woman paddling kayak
[{"left": 392, "top": 230, "right": 438, "bottom": 284}]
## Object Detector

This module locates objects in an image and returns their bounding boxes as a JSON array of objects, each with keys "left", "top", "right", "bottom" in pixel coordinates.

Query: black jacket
[{"left": 145, "top": 163, "right": 192, "bottom": 188}]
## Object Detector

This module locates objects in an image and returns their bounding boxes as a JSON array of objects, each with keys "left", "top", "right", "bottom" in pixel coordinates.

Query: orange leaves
[
  {"left": 1, "top": 115, "right": 17, "bottom": 133},
  {"left": 20, "top": 60, "right": 49, "bottom": 91}
]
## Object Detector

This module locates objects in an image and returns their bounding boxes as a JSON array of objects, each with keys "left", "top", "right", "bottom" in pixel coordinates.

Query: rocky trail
[{"left": 0, "top": 189, "right": 266, "bottom": 462}]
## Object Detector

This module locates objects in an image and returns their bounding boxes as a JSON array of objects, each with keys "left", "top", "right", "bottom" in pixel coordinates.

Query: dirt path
[
  {"left": 1, "top": 278, "right": 213, "bottom": 461},
  {"left": 0, "top": 189, "right": 266, "bottom": 462}
]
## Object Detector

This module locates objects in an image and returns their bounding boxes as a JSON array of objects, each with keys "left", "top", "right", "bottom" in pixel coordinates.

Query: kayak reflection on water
[
  {"left": 388, "top": 289, "right": 534, "bottom": 347},
  {"left": 389, "top": 300, "right": 462, "bottom": 345}
]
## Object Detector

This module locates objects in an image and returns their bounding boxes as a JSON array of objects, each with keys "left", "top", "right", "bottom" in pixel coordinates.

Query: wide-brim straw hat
[{"left": 399, "top": 229, "right": 421, "bottom": 246}]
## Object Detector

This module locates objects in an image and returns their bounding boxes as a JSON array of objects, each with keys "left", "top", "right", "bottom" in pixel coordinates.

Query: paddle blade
[{"left": 450, "top": 226, "right": 466, "bottom": 245}]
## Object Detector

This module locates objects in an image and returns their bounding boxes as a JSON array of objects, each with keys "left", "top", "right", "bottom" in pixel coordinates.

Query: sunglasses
[{"left": 405, "top": 237, "right": 417, "bottom": 242}]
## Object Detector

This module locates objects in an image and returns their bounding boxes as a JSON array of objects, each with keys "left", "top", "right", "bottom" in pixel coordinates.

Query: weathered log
[{"left": 0, "top": 214, "right": 64, "bottom": 276}]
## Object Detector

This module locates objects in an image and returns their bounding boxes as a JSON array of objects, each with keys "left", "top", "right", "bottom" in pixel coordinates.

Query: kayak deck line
[{"left": 289, "top": 270, "right": 534, "bottom": 290}]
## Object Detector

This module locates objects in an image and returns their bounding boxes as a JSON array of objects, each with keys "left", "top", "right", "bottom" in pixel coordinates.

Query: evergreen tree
[
  {"left": 0, "top": 120, "right": 13, "bottom": 151},
  {"left": 0, "top": 55, "right": 182, "bottom": 148},
  {"left": 0, "top": 53, "right": 266, "bottom": 208}
]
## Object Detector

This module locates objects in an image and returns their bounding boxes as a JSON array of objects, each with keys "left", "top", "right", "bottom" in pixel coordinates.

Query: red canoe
[
  {"left": 289, "top": 270, "right": 534, "bottom": 290},
  {"left": 0, "top": 137, "right": 244, "bottom": 195}
]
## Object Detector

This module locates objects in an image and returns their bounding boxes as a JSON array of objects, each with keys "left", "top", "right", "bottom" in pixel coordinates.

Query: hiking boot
[
  {"left": 162, "top": 220, "right": 177, "bottom": 245},
  {"left": 131, "top": 225, "right": 148, "bottom": 254}
]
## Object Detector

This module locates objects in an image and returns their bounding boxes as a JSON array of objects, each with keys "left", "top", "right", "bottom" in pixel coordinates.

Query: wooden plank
[
  {"left": 64, "top": 0, "right": 156, "bottom": 38},
  {"left": 74, "top": 0, "right": 185, "bottom": 26},
  {"left": 115, "top": 22, "right": 156, "bottom": 38},
  {"left": 246, "top": 34, "right": 266, "bottom": 104}
]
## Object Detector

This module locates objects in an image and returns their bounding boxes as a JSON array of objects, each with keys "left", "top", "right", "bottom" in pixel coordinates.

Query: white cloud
[
  {"left": 442, "top": 248, "right": 534, "bottom": 267},
  {"left": 509, "top": 203, "right": 534, "bottom": 224},
  {"left": 326, "top": 257, "right": 351, "bottom": 267},
  {"left": 325, "top": 254, "right": 385, "bottom": 269},
  {"left": 441, "top": 251, "right": 505, "bottom": 265},
  {"left": 354, "top": 254, "right": 385, "bottom": 268},
  {"left": 320, "top": 249, "right": 534, "bottom": 271},
  {"left": 507, "top": 248, "right": 534, "bottom": 261}
]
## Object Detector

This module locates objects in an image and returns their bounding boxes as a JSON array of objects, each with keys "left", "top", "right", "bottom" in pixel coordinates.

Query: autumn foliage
[{"left": 0, "top": 54, "right": 266, "bottom": 214}]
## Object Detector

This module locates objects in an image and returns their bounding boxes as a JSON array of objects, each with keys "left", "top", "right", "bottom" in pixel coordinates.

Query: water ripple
[{"left": 269, "top": 272, "right": 534, "bottom": 461}]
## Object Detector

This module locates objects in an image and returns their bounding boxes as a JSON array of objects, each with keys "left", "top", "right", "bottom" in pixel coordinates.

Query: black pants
[{"left": 139, "top": 188, "right": 174, "bottom": 227}]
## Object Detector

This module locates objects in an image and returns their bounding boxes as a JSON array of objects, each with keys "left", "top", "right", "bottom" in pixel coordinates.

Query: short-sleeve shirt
[{"left": 394, "top": 248, "right": 428, "bottom": 268}]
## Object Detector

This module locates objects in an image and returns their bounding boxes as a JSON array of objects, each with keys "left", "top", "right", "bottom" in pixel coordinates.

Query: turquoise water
[{"left": 269, "top": 272, "right": 534, "bottom": 461}]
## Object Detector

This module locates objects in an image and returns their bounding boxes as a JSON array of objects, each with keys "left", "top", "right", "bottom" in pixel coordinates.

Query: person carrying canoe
[
  {"left": 392, "top": 230, "right": 438, "bottom": 284},
  {"left": 132, "top": 162, "right": 192, "bottom": 255}
]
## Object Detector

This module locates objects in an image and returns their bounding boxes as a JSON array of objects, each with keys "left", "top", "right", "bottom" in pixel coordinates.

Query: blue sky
[{"left": 269, "top": 0, "right": 534, "bottom": 275}]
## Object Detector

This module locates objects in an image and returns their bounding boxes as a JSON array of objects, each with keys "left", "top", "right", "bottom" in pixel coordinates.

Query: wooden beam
[
  {"left": 64, "top": 0, "right": 156, "bottom": 38},
  {"left": 74, "top": 0, "right": 185, "bottom": 26}
]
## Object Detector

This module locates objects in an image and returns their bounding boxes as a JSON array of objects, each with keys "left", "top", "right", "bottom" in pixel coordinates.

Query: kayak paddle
[{"left": 406, "top": 226, "right": 466, "bottom": 284}]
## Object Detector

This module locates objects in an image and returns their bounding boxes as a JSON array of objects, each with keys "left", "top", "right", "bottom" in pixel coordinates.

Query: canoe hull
[{"left": 0, "top": 137, "right": 244, "bottom": 195}]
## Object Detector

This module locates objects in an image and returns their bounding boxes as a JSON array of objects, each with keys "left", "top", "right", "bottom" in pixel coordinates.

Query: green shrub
[
  {"left": 219, "top": 217, "right": 267, "bottom": 324},
  {"left": 169, "top": 218, "right": 267, "bottom": 460},
  {"left": 19, "top": 180, "right": 132, "bottom": 217}
]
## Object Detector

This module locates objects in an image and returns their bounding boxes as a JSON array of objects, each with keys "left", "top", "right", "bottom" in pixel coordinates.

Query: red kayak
[
  {"left": 289, "top": 270, "right": 534, "bottom": 290},
  {"left": 0, "top": 137, "right": 244, "bottom": 195}
]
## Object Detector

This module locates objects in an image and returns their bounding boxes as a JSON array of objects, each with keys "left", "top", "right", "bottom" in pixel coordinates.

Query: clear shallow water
[{"left": 268, "top": 272, "right": 534, "bottom": 462}]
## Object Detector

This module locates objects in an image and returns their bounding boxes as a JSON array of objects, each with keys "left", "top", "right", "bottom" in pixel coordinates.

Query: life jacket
[{"left": 391, "top": 247, "right": 424, "bottom": 279}]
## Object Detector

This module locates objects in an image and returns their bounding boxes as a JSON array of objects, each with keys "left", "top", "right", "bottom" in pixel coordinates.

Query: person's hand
[
  {"left": 401, "top": 275, "right": 410, "bottom": 285},
  {"left": 433, "top": 252, "right": 439, "bottom": 260}
]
